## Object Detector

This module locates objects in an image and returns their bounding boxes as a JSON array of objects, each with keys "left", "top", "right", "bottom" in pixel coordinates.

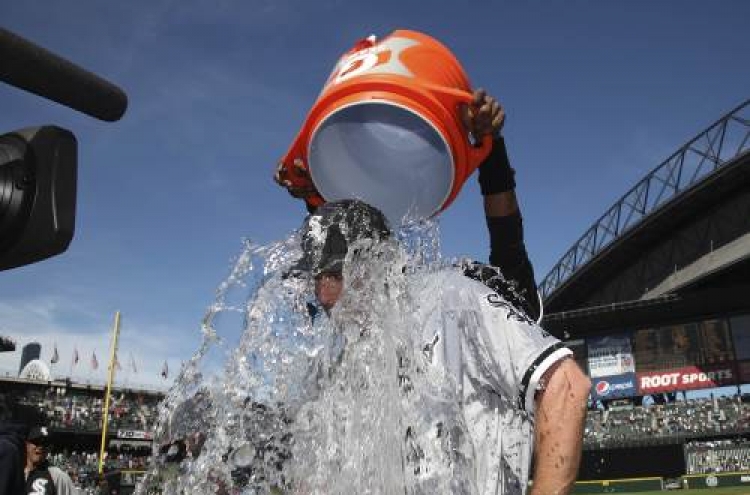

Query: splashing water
[{"left": 136, "top": 219, "right": 523, "bottom": 495}]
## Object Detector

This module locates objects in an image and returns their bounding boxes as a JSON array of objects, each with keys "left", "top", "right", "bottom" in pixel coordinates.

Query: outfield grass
[{"left": 615, "top": 488, "right": 750, "bottom": 495}]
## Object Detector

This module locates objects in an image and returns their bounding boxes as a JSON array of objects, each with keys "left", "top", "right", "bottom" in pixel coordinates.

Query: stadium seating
[
  {"left": 1, "top": 377, "right": 161, "bottom": 493},
  {"left": 685, "top": 439, "right": 750, "bottom": 474},
  {"left": 584, "top": 395, "right": 750, "bottom": 448},
  {"left": 1, "top": 379, "right": 162, "bottom": 432},
  {"left": 7, "top": 376, "right": 750, "bottom": 490},
  {"left": 47, "top": 449, "right": 150, "bottom": 492}
]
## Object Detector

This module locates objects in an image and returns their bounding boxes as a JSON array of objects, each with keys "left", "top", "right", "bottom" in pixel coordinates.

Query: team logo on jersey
[
  {"left": 486, "top": 293, "right": 505, "bottom": 307},
  {"left": 31, "top": 479, "right": 49, "bottom": 495},
  {"left": 464, "top": 261, "right": 536, "bottom": 324},
  {"left": 486, "top": 291, "right": 536, "bottom": 326}
]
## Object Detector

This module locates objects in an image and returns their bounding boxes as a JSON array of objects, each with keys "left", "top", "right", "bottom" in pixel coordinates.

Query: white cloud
[{"left": 0, "top": 296, "right": 199, "bottom": 391}]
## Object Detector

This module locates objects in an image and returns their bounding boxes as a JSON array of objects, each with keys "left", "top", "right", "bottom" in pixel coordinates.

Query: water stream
[{"left": 136, "top": 219, "right": 522, "bottom": 494}]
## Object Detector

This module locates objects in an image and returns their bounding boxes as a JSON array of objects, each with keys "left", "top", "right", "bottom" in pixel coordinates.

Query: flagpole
[{"left": 98, "top": 311, "right": 121, "bottom": 475}]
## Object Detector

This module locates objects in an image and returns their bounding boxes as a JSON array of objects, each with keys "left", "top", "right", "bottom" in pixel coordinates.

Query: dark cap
[
  {"left": 294, "top": 200, "right": 391, "bottom": 276},
  {"left": 27, "top": 426, "right": 51, "bottom": 444}
]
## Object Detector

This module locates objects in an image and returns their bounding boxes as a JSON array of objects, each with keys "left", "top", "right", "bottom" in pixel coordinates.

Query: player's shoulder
[
  {"left": 47, "top": 464, "right": 72, "bottom": 480},
  {"left": 414, "top": 268, "right": 521, "bottom": 323},
  {"left": 414, "top": 266, "right": 491, "bottom": 298}
]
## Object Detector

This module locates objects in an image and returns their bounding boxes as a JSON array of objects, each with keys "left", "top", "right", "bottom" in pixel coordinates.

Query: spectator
[
  {"left": 24, "top": 426, "right": 77, "bottom": 495},
  {"left": 0, "top": 394, "right": 30, "bottom": 495}
]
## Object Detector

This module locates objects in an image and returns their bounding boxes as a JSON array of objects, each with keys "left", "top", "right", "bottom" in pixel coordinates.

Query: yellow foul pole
[{"left": 98, "top": 311, "right": 121, "bottom": 474}]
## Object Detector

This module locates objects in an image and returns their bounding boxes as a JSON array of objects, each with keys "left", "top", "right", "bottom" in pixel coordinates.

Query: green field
[{"left": 616, "top": 489, "right": 750, "bottom": 495}]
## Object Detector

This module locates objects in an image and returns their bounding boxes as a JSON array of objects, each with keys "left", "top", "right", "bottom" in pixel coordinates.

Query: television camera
[{"left": 0, "top": 27, "right": 127, "bottom": 272}]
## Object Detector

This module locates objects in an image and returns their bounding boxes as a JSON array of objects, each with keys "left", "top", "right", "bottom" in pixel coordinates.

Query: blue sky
[{"left": 1, "top": 1, "right": 749, "bottom": 389}]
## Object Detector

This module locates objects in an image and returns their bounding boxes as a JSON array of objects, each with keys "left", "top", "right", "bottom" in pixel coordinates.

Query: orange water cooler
[{"left": 280, "top": 29, "right": 491, "bottom": 224}]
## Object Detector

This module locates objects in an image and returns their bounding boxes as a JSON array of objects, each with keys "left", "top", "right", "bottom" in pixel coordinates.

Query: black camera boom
[{"left": 0, "top": 27, "right": 127, "bottom": 121}]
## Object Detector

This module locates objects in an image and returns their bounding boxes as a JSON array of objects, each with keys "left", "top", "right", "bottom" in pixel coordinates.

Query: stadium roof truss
[{"left": 541, "top": 100, "right": 750, "bottom": 304}]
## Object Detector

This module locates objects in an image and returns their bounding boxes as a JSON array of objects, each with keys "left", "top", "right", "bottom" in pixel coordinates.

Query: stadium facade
[{"left": 539, "top": 100, "right": 750, "bottom": 487}]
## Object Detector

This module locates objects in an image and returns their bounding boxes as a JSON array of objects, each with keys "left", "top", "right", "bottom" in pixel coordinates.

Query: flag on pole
[
  {"left": 161, "top": 360, "right": 168, "bottom": 379},
  {"left": 72, "top": 348, "right": 79, "bottom": 367},
  {"left": 50, "top": 344, "right": 59, "bottom": 364},
  {"left": 92, "top": 351, "right": 99, "bottom": 370},
  {"left": 130, "top": 352, "right": 138, "bottom": 374}
]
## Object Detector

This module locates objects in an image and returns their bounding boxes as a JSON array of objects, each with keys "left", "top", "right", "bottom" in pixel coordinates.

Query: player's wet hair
[{"left": 295, "top": 200, "right": 391, "bottom": 276}]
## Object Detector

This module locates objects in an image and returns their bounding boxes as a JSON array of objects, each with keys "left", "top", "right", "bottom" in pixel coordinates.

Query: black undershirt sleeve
[{"left": 486, "top": 211, "right": 540, "bottom": 321}]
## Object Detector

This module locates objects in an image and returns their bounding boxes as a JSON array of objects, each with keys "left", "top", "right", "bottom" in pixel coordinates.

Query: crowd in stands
[
  {"left": 3, "top": 381, "right": 163, "bottom": 433},
  {"left": 48, "top": 448, "right": 151, "bottom": 491},
  {"left": 49, "top": 449, "right": 150, "bottom": 474},
  {"left": 1, "top": 378, "right": 161, "bottom": 492},
  {"left": 584, "top": 394, "right": 750, "bottom": 448},
  {"left": 685, "top": 439, "right": 750, "bottom": 474},
  {"left": 10, "top": 377, "right": 750, "bottom": 486}
]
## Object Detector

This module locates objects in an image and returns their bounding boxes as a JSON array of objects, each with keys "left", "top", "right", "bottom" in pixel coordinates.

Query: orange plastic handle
[
  {"left": 276, "top": 159, "right": 325, "bottom": 208},
  {"left": 420, "top": 83, "right": 493, "bottom": 164}
]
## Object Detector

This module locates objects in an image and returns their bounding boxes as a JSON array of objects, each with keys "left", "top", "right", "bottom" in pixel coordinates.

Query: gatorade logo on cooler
[{"left": 330, "top": 36, "right": 416, "bottom": 85}]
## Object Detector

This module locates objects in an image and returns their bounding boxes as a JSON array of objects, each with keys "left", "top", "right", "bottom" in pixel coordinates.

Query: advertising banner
[
  {"left": 591, "top": 372, "right": 637, "bottom": 399},
  {"left": 699, "top": 319, "right": 735, "bottom": 365},
  {"left": 634, "top": 320, "right": 734, "bottom": 372},
  {"left": 683, "top": 472, "right": 750, "bottom": 489},
  {"left": 636, "top": 364, "right": 736, "bottom": 394},
  {"left": 731, "top": 315, "right": 750, "bottom": 360},
  {"left": 731, "top": 315, "right": 750, "bottom": 382},
  {"left": 117, "top": 430, "right": 153, "bottom": 440},
  {"left": 587, "top": 334, "right": 634, "bottom": 379}
]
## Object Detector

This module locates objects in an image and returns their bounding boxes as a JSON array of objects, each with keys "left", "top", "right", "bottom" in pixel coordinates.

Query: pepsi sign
[{"left": 591, "top": 372, "right": 637, "bottom": 399}]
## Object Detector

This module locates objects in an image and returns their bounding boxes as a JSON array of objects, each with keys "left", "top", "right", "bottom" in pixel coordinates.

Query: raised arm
[
  {"left": 481, "top": 139, "right": 539, "bottom": 320},
  {"left": 530, "top": 358, "right": 591, "bottom": 495},
  {"left": 466, "top": 90, "right": 540, "bottom": 320}
]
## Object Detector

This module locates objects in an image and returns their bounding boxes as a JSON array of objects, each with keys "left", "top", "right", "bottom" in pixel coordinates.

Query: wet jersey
[{"left": 412, "top": 270, "right": 572, "bottom": 495}]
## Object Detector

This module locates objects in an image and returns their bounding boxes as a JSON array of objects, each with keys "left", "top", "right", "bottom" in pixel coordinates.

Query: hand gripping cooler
[{"left": 279, "top": 30, "right": 492, "bottom": 224}]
